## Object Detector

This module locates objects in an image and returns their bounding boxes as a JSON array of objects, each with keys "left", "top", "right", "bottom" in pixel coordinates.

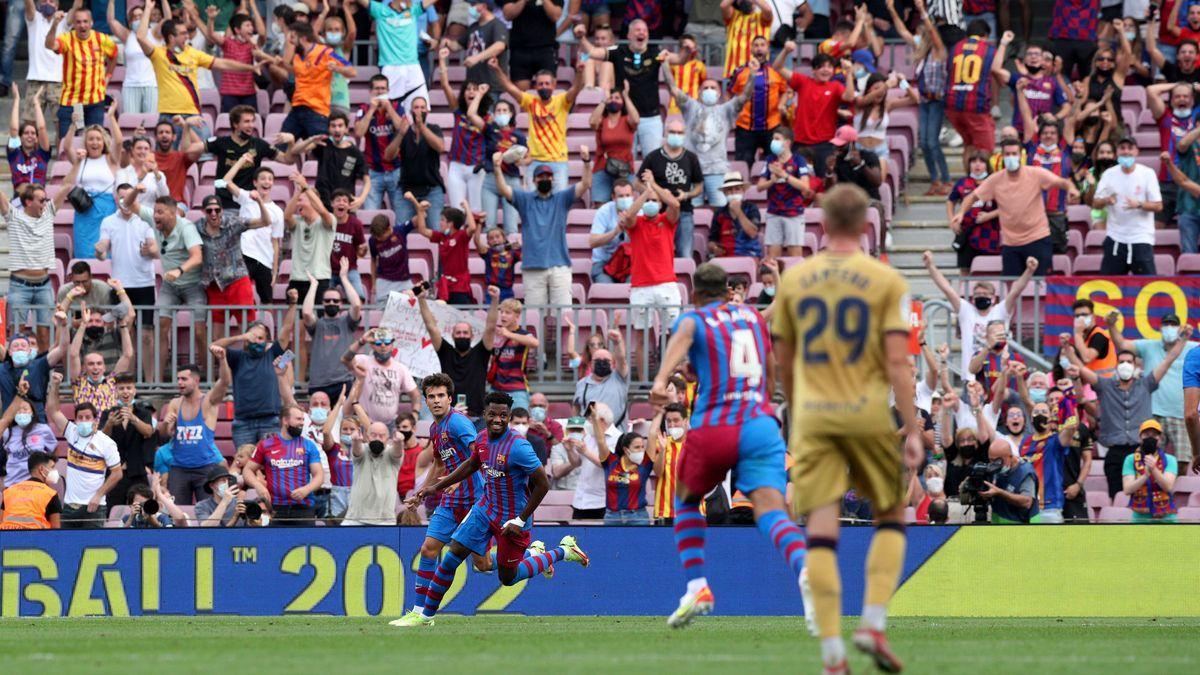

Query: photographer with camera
[
  {"left": 194, "top": 465, "right": 245, "bottom": 528},
  {"left": 123, "top": 479, "right": 188, "bottom": 527},
  {"left": 970, "top": 438, "right": 1040, "bottom": 524}
]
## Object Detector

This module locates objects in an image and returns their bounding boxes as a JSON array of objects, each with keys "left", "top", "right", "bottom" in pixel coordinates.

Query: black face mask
[
  {"left": 1095, "top": 158, "right": 1116, "bottom": 174},
  {"left": 1032, "top": 414, "right": 1049, "bottom": 432},
  {"left": 1071, "top": 152, "right": 1087, "bottom": 166},
  {"left": 454, "top": 337, "right": 471, "bottom": 352},
  {"left": 1025, "top": 64, "right": 1042, "bottom": 75},
  {"left": 972, "top": 296, "right": 992, "bottom": 311},
  {"left": 369, "top": 439, "right": 386, "bottom": 456},
  {"left": 536, "top": 179, "right": 553, "bottom": 194},
  {"left": 1141, "top": 437, "right": 1158, "bottom": 454},
  {"left": 400, "top": 429, "right": 414, "bottom": 441},
  {"left": 537, "top": 89, "right": 552, "bottom": 101},
  {"left": 285, "top": 425, "right": 304, "bottom": 438},
  {"left": 592, "top": 359, "right": 613, "bottom": 377},
  {"left": 323, "top": 304, "right": 340, "bottom": 318},
  {"left": 605, "top": 101, "right": 623, "bottom": 114},
  {"left": 84, "top": 326, "right": 104, "bottom": 341},
  {"left": 959, "top": 443, "right": 978, "bottom": 458}
]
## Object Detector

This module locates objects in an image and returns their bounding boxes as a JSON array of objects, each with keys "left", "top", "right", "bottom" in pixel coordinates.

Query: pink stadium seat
[
  {"left": 1065, "top": 229, "right": 1084, "bottom": 258},
  {"left": 1154, "top": 229, "right": 1181, "bottom": 257},
  {"left": 1113, "top": 492, "right": 1130, "bottom": 508},
  {"left": 969, "top": 256, "right": 1002, "bottom": 275},
  {"left": 533, "top": 504, "right": 573, "bottom": 523},
  {"left": 1178, "top": 254, "right": 1200, "bottom": 273},
  {"left": 1086, "top": 491, "right": 1110, "bottom": 510},
  {"left": 1083, "top": 475, "right": 1108, "bottom": 493},
  {"left": 1084, "top": 229, "right": 1106, "bottom": 253},
  {"left": 1173, "top": 475, "right": 1200, "bottom": 496},
  {"left": 1097, "top": 506, "right": 1132, "bottom": 522},
  {"left": 1051, "top": 255, "right": 1071, "bottom": 275},
  {"left": 587, "top": 283, "right": 630, "bottom": 303},
  {"left": 1188, "top": 491, "right": 1200, "bottom": 506},
  {"left": 1175, "top": 506, "right": 1200, "bottom": 521},
  {"left": 1072, "top": 254, "right": 1102, "bottom": 274},
  {"left": 1153, "top": 254, "right": 1175, "bottom": 275},
  {"left": 712, "top": 256, "right": 759, "bottom": 283}
]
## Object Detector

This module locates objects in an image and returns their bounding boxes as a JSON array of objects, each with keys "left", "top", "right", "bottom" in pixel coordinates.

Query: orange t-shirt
[{"left": 292, "top": 44, "right": 343, "bottom": 117}]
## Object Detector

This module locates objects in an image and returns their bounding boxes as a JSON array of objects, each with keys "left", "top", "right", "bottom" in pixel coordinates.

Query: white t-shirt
[
  {"left": 64, "top": 422, "right": 121, "bottom": 506},
  {"left": 116, "top": 166, "right": 170, "bottom": 206},
  {"left": 953, "top": 402, "right": 1000, "bottom": 435},
  {"left": 124, "top": 25, "right": 160, "bottom": 87},
  {"left": 99, "top": 211, "right": 157, "bottom": 288},
  {"left": 1094, "top": 164, "right": 1161, "bottom": 245},
  {"left": 236, "top": 189, "right": 286, "bottom": 268},
  {"left": 916, "top": 380, "right": 935, "bottom": 413},
  {"left": 572, "top": 425, "right": 621, "bottom": 510},
  {"left": 768, "top": 0, "right": 804, "bottom": 35},
  {"left": 27, "top": 13, "right": 66, "bottom": 82},
  {"left": 957, "top": 298, "right": 1009, "bottom": 378}
]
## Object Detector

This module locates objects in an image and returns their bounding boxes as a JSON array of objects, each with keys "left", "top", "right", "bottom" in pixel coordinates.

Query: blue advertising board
[{"left": 0, "top": 526, "right": 957, "bottom": 617}]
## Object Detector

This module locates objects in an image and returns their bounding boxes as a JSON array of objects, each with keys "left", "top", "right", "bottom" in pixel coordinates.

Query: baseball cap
[
  {"left": 200, "top": 195, "right": 223, "bottom": 210},
  {"left": 566, "top": 416, "right": 586, "bottom": 429},
  {"left": 1162, "top": 313, "right": 1182, "bottom": 326},
  {"left": 1116, "top": 135, "right": 1138, "bottom": 147},
  {"left": 831, "top": 125, "right": 859, "bottom": 147},
  {"left": 534, "top": 164, "right": 555, "bottom": 178},
  {"left": 1139, "top": 419, "right": 1163, "bottom": 435},
  {"left": 292, "top": 3, "right": 311, "bottom": 14}
]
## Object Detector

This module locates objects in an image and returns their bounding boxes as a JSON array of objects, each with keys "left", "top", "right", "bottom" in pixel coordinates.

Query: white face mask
[
  {"left": 511, "top": 424, "right": 529, "bottom": 436},
  {"left": 217, "top": 483, "right": 228, "bottom": 498},
  {"left": 567, "top": 431, "right": 584, "bottom": 442},
  {"left": 667, "top": 426, "right": 685, "bottom": 441},
  {"left": 625, "top": 450, "right": 645, "bottom": 464},
  {"left": 1116, "top": 362, "right": 1135, "bottom": 381},
  {"left": 926, "top": 477, "right": 944, "bottom": 494},
  {"left": 45, "top": 469, "right": 61, "bottom": 485}
]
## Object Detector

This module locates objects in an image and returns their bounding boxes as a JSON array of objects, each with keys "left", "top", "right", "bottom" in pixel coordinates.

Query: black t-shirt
[
  {"left": 1063, "top": 423, "right": 1095, "bottom": 489},
  {"left": 1084, "top": 327, "right": 1110, "bottom": 361},
  {"left": 638, "top": 148, "right": 704, "bottom": 214},
  {"left": 100, "top": 403, "right": 157, "bottom": 478},
  {"left": 500, "top": 0, "right": 560, "bottom": 50},
  {"left": 315, "top": 141, "right": 368, "bottom": 207},
  {"left": 400, "top": 125, "right": 446, "bottom": 193},
  {"left": 943, "top": 441, "right": 984, "bottom": 497},
  {"left": 207, "top": 135, "right": 280, "bottom": 207},
  {"left": 436, "top": 341, "right": 491, "bottom": 417},
  {"left": 605, "top": 44, "right": 664, "bottom": 117},
  {"left": 1161, "top": 62, "right": 1200, "bottom": 85},
  {"left": 458, "top": 18, "right": 509, "bottom": 89},
  {"left": 834, "top": 150, "right": 882, "bottom": 200}
]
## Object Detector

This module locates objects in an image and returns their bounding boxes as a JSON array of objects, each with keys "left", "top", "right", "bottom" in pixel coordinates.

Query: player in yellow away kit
[{"left": 771, "top": 184, "right": 924, "bottom": 675}]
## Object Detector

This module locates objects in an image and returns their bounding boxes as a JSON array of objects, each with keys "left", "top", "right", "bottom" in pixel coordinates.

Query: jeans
[
  {"left": 1179, "top": 212, "right": 1200, "bottom": 254},
  {"left": 1001, "top": 237, "right": 1052, "bottom": 276},
  {"left": 692, "top": 174, "right": 728, "bottom": 208},
  {"left": 395, "top": 186, "right": 445, "bottom": 230},
  {"left": 675, "top": 211, "right": 695, "bottom": 259},
  {"left": 0, "top": 0, "right": 25, "bottom": 88},
  {"left": 365, "top": 169, "right": 403, "bottom": 211},
  {"left": 524, "top": 161, "right": 569, "bottom": 192},
  {"left": 232, "top": 415, "right": 281, "bottom": 447},
  {"left": 962, "top": 12, "right": 996, "bottom": 38},
  {"left": 919, "top": 99, "right": 951, "bottom": 183},
  {"left": 57, "top": 102, "right": 106, "bottom": 143},
  {"left": 635, "top": 115, "right": 664, "bottom": 160},
  {"left": 591, "top": 260, "right": 615, "bottom": 283},
  {"left": 281, "top": 106, "right": 330, "bottom": 140},
  {"left": 330, "top": 268, "right": 367, "bottom": 301},
  {"left": 8, "top": 276, "right": 55, "bottom": 327},
  {"left": 592, "top": 169, "right": 614, "bottom": 205},
  {"left": 604, "top": 508, "right": 651, "bottom": 525},
  {"left": 482, "top": 172, "right": 522, "bottom": 234},
  {"left": 61, "top": 503, "right": 107, "bottom": 529}
]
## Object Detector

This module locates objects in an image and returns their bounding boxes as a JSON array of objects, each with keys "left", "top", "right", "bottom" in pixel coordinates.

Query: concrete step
[
  {"left": 888, "top": 250, "right": 955, "bottom": 270},
  {"left": 889, "top": 227, "right": 953, "bottom": 249}
]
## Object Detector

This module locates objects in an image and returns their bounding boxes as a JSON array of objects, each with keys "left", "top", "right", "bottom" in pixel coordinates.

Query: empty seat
[{"left": 1096, "top": 506, "right": 1132, "bottom": 522}]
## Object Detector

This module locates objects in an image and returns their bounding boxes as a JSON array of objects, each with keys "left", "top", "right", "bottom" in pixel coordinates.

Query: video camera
[{"left": 959, "top": 460, "right": 1002, "bottom": 523}]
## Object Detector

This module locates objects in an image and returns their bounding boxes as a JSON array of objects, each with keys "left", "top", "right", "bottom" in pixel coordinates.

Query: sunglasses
[
  {"left": 204, "top": 207, "right": 222, "bottom": 214},
  {"left": 373, "top": 338, "right": 395, "bottom": 346},
  {"left": 323, "top": 300, "right": 342, "bottom": 305},
  {"left": 1095, "top": 56, "right": 1114, "bottom": 62}
]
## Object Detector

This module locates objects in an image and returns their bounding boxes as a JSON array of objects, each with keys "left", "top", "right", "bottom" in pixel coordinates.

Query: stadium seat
[
  {"left": 1178, "top": 253, "right": 1200, "bottom": 273},
  {"left": 1177, "top": 507, "right": 1200, "bottom": 522},
  {"left": 1097, "top": 507, "right": 1132, "bottom": 522}
]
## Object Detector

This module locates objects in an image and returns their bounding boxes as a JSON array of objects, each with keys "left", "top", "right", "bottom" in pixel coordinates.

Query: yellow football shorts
[{"left": 789, "top": 432, "right": 905, "bottom": 518}]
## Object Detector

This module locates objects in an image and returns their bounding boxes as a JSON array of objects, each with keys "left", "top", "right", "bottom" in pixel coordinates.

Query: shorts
[
  {"left": 630, "top": 282, "right": 682, "bottom": 329},
  {"left": 451, "top": 506, "right": 531, "bottom": 568},
  {"left": 206, "top": 276, "right": 257, "bottom": 325},
  {"left": 381, "top": 64, "right": 429, "bottom": 111},
  {"left": 158, "top": 281, "right": 207, "bottom": 315},
  {"left": 946, "top": 109, "right": 995, "bottom": 153},
  {"left": 329, "top": 484, "right": 351, "bottom": 518},
  {"left": 124, "top": 285, "right": 157, "bottom": 327},
  {"left": 508, "top": 46, "right": 557, "bottom": 84},
  {"left": 789, "top": 431, "right": 905, "bottom": 517},
  {"left": 1157, "top": 415, "right": 1193, "bottom": 463},
  {"left": 281, "top": 106, "right": 329, "bottom": 141},
  {"left": 677, "top": 416, "right": 788, "bottom": 498},
  {"left": 426, "top": 504, "right": 473, "bottom": 544},
  {"left": 764, "top": 213, "right": 805, "bottom": 247}
]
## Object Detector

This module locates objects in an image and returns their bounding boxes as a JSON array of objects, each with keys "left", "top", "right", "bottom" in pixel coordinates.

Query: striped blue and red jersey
[
  {"left": 432, "top": 409, "right": 484, "bottom": 509},
  {"left": 252, "top": 435, "right": 322, "bottom": 506},
  {"left": 1027, "top": 140, "right": 1071, "bottom": 212},
  {"left": 324, "top": 443, "right": 354, "bottom": 487},
  {"left": 673, "top": 302, "right": 775, "bottom": 427},
  {"left": 355, "top": 102, "right": 402, "bottom": 173},
  {"left": 488, "top": 329, "right": 530, "bottom": 392},
  {"left": 1159, "top": 110, "right": 1197, "bottom": 182},
  {"left": 448, "top": 110, "right": 488, "bottom": 166},
  {"left": 948, "top": 37, "right": 997, "bottom": 114},
  {"left": 760, "top": 153, "right": 811, "bottom": 216},
  {"left": 1049, "top": 0, "right": 1099, "bottom": 41},
  {"left": 602, "top": 454, "right": 652, "bottom": 511},
  {"left": 472, "top": 428, "right": 542, "bottom": 524},
  {"left": 484, "top": 244, "right": 521, "bottom": 289}
]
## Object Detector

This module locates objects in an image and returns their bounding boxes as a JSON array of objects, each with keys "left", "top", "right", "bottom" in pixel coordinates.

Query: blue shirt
[
  {"left": 1184, "top": 347, "right": 1200, "bottom": 400},
  {"left": 474, "top": 428, "right": 541, "bottom": 525},
  {"left": 590, "top": 201, "right": 624, "bottom": 264},
  {"left": 509, "top": 187, "right": 574, "bottom": 269},
  {"left": 1134, "top": 338, "right": 1197, "bottom": 418},
  {"left": 371, "top": 0, "right": 424, "bottom": 67},
  {"left": 0, "top": 356, "right": 51, "bottom": 423},
  {"left": 154, "top": 443, "right": 174, "bottom": 475},
  {"left": 225, "top": 342, "right": 286, "bottom": 420}
]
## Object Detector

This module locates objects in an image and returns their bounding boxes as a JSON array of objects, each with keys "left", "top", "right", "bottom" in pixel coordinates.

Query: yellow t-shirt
[
  {"left": 669, "top": 59, "right": 707, "bottom": 116},
  {"left": 519, "top": 91, "right": 571, "bottom": 163},
  {"left": 151, "top": 45, "right": 216, "bottom": 115},
  {"left": 772, "top": 251, "right": 910, "bottom": 436}
]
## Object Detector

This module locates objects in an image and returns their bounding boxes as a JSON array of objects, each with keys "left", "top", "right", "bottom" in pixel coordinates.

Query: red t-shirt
[
  {"left": 397, "top": 444, "right": 418, "bottom": 496},
  {"left": 789, "top": 72, "right": 846, "bottom": 145},
  {"left": 331, "top": 215, "right": 366, "bottom": 271},
  {"left": 594, "top": 115, "right": 636, "bottom": 174},
  {"left": 155, "top": 150, "right": 194, "bottom": 202},
  {"left": 219, "top": 37, "right": 256, "bottom": 95},
  {"left": 628, "top": 213, "right": 677, "bottom": 287},
  {"left": 429, "top": 228, "right": 472, "bottom": 293}
]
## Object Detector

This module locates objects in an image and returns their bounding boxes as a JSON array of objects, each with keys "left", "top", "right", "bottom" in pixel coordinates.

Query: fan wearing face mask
[
  {"left": 46, "top": 373, "right": 124, "bottom": 528},
  {"left": 910, "top": 464, "right": 947, "bottom": 525},
  {"left": 0, "top": 388, "right": 58, "bottom": 489},
  {"left": 662, "top": 61, "right": 750, "bottom": 210},
  {"left": 1017, "top": 400, "right": 1078, "bottom": 523},
  {"left": 1105, "top": 311, "right": 1199, "bottom": 476},
  {"left": 1066, "top": 323, "right": 1194, "bottom": 499},
  {"left": 575, "top": 430, "right": 655, "bottom": 526},
  {"left": 623, "top": 171, "right": 684, "bottom": 374},
  {"left": 1122, "top": 419, "right": 1180, "bottom": 522},
  {"left": 648, "top": 403, "right": 688, "bottom": 524},
  {"left": 0, "top": 451, "right": 63, "bottom": 529},
  {"left": 342, "top": 420, "right": 406, "bottom": 526}
]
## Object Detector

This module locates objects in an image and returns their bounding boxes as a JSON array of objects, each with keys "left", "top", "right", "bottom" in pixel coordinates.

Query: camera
[
  {"left": 959, "top": 460, "right": 1001, "bottom": 523},
  {"left": 244, "top": 501, "right": 263, "bottom": 521},
  {"left": 142, "top": 499, "right": 159, "bottom": 516}
]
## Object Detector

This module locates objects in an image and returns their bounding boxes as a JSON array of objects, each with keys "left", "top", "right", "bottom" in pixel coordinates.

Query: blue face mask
[
  {"left": 11, "top": 350, "right": 31, "bottom": 367},
  {"left": 493, "top": 112, "right": 512, "bottom": 127},
  {"left": 913, "top": 34, "right": 923, "bottom": 48},
  {"left": 700, "top": 89, "right": 719, "bottom": 105},
  {"left": 14, "top": 413, "right": 32, "bottom": 427},
  {"left": 1059, "top": 356, "right": 1071, "bottom": 370},
  {"left": 77, "top": 421, "right": 94, "bottom": 437},
  {"left": 530, "top": 406, "right": 547, "bottom": 422},
  {"left": 642, "top": 201, "right": 661, "bottom": 217},
  {"left": 1162, "top": 326, "right": 1181, "bottom": 343},
  {"left": 667, "top": 133, "right": 685, "bottom": 149},
  {"left": 467, "top": 5, "right": 480, "bottom": 21},
  {"left": 1029, "top": 388, "right": 1047, "bottom": 404},
  {"left": 855, "top": 67, "right": 866, "bottom": 79},
  {"left": 1003, "top": 156, "right": 1021, "bottom": 172},
  {"left": 764, "top": 286, "right": 776, "bottom": 297},
  {"left": 970, "top": 171, "right": 988, "bottom": 180},
  {"left": 770, "top": 139, "right": 786, "bottom": 156},
  {"left": 310, "top": 407, "right": 329, "bottom": 424},
  {"left": 615, "top": 196, "right": 634, "bottom": 211},
  {"left": 325, "top": 32, "right": 343, "bottom": 45},
  {"left": 340, "top": 434, "right": 354, "bottom": 446},
  {"left": 247, "top": 342, "right": 267, "bottom": 357},
  {"left": 1117, "top": 156, "right": 1136, "bottom": 169}
]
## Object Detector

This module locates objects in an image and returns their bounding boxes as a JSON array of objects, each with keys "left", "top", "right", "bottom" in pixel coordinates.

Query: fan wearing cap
[
  {"left": 830, "top": 125, "right": 882, "bottom": 201},
  {"left": 341, "top": 327, "right": 422, "bottom": 427},
  {"left": 194, "top": 464, "right": 244, "bottom": 527},
  {"left": 709, "top": 171, "right": 763, "bottom": 258},
  {"left": 1091, "top": 137, "right": 1162, "bottom": 275},
  {"left": 1107, "top": 311, "right": 1199, "bottom": 475},
  {"left": 193, "top": 194, "right": 272, "bottom": 327},
  {"left": 1122, "top": 419, "right": 1179, "bottom": 522}
]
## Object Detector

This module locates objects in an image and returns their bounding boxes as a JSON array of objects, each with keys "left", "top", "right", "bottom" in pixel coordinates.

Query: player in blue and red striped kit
[
  {"left": 650, "top": 263, "right": 807, "bottom": 628},
  {"left": 396, "top": 374, "right": 492, "bottom": 624},
  {"left": 392, "top": 391, "right": 590, "bottom": 627}
]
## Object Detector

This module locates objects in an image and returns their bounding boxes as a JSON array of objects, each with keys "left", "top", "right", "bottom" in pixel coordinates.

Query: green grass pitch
[{"left": 2, "top": 616, "right": 1198, "bottom": 673}]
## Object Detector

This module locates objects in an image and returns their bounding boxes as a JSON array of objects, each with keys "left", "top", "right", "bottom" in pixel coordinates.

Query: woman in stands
[
  {"left": 947, "top": 151, "right": 1000, "bottom": 276},
  {"left": 886, "top": 0, "right": 950, "bottom": 196},
  {"left": 578, "top": 430, "right": 653, "bottom": 526},
  {"left": 439, "top": 47, "right": 492, "bottom": 213},
  {"left": 562, "top": 314, "right": 610, "bottom": 379},
  {"left": 7, "top": 85, "right": 51, "bottom": 196},
  {"left": 64, "top": 108, "right": 122, "bottom": 259},
  {"left": 854, "top": 72, "right": 918, "bottom": 192},
  {"left": 589, "top": 83, "right": 639, "bottom": 205},
  {"left": 0, "top": 391, "right": 58, "bottom": 489},
  {"left": 480, "top": 98, "right": 526, "bottom": 234},
  {"left": 107, "top": 0, "right": 167, "bottom": 114},
  {"left": 115, "top": 137, "right": 169, "bottom": 207}
]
